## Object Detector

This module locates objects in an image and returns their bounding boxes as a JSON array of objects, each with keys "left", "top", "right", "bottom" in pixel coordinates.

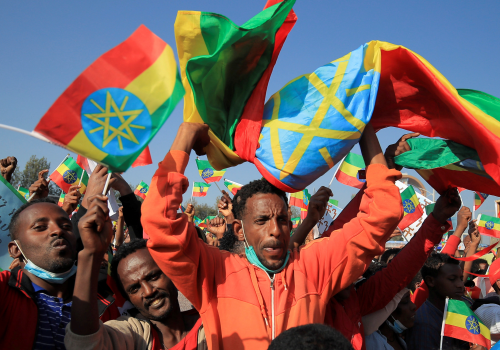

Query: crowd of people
[{"left": 1, "top": 122, "right": 499, "bottom": 350}]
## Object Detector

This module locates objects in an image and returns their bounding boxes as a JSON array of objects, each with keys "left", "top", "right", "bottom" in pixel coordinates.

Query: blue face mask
[
  {"left": 241, "top": 222, "right": 290, "bottom": 274},
  {"left": 15, "top": 240, "right": 77, "bottom": 284},
  {"left": 386, "top": 317, "right": 407, "bottom": 334}
]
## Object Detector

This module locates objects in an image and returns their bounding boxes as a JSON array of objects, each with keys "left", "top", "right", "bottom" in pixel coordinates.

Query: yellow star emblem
[{"left": 83, "top": 91, "right": 146, "bottom": 150}]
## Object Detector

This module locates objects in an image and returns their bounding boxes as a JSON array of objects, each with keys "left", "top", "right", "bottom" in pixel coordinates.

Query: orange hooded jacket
[{"left": 142, "top": 150, "right": 403, "bottom": 350}]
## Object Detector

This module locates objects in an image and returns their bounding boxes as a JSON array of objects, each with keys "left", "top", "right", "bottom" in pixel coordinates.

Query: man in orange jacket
[{"left": 142, "top": 122, "right": 403, "bottom": 349}]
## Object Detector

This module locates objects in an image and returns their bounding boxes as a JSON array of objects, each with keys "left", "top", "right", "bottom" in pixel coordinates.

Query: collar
[{"left": 32, "top": 282, "right": 45, "bottom": 293}]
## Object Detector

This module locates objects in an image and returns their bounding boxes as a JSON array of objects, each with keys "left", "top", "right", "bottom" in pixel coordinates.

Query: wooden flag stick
[
  {"left": 102, "top": 172, "right": 112, "bottom": 195},
  {"left": 190, "top": 182, "right": 194, "bottom": 204},
  {"left": 78, "top": 170, "right": 85, "bottom": 186},
  {"left": 328, "top": 155, "right": 346, "bottom": 188},
  {"left": 214, "top": 181, "right": 223, "bottom": 194}
]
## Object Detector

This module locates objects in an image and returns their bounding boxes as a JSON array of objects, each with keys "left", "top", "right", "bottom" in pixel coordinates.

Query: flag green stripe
[
  {"left": 458, "top": 89, "right": 500, "bottom": 123},
  {"left": 345, "top": 152, "right": 365, "bottom": 168},
  {"left": 447, "top": 299, "right": 476, "bottom": 316},
  {"left": 194, "top": 182, "right": 211, "bottom": 187},
  {"left": 0, "top": 175, "right": 27, "bottom": 203},
  {"left": 425, "top": 203, "right": 435, "bottom": 215},
  {"left": 329, "top": 199, "right": 339, "bottom": 206},
  {"left": 400, "top": 186, "right": 417, "bottom": 200},
  {"left": 196, "top": 159, "right": 214, "bottom": 170},
  {"left": 479, "top": 214, "right": 500, "bottom": 225}
]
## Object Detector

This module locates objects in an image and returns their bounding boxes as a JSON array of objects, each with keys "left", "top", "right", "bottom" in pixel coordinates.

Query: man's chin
[{"left": 261, "top": 258, "right": 286, "bottom": 271}]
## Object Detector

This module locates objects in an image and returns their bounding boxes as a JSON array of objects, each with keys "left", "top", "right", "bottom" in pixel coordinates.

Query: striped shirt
[{"left": 32, "top": 283, "right": 72, "bottom": 350}]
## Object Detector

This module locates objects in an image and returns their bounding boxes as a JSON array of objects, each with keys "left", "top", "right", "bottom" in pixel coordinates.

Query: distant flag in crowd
[
  {"left": 290, "top": 189, "right": 310, "bottom": 209},
  {"left": 477, "top": 214, "right": 500, "bottom": 238},
  {"left": 474, "top": 192, "right": 489, "bottom": 210},
  {"left": 441, "top": 298, "right": 490, "bottom": 349},
  {"left": 17, "top": 186, "right": 29, "bottom": 200},
  {"left": 329, "top": 199, "right": 339, "bottom": 207},
  {"left": 194, "top": 216, "right": 206, "bottom": 228},
  {"left": 134, "top": 181, "right": 149, "bottom": 200},
  {"left": 398, "top": 185, "right": 424, "bottom": 230},
  {"left": 300, "top": 208, "right": 307, "bottom": 221},
  {"left": 291, "top": 217, "right": 300, "bottom": 228},
  {"left": 179, "top": 204, "right": 185, "bottom": 213},
  {"left": 51, "top": 157, "right": 88, "bottom": 194},
  {"left": 465, "top": 286, "right": 481, "bottom": 300},
  {"left": 224, "top": 179, "right": 243, "bottom": 195},
  {"left": 196, "top": 159, "right": 225, "bottom": 183},
  {"left": 58, "top": 193, "right": 65, "bottom": 207},
  {"left": 335, "top": 153, "right": 365, "bottom": 189},
  {"left": 176, "top": 0, "right": 296, "bottom": 174},
  {"left": 193, "top": 182, "right": 210, "bottom": 197},
  {"left": 34, "top": 25, "right": 184, "bottom": 173},
  {"left": 395, "top": 138, "right": 500, "bottom": 197}
]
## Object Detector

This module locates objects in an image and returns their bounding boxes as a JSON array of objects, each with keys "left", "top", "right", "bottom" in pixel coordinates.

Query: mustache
[
  {"left": 144, "top": 290, "right": 169, "bottom": 309},
  {"left": 262, "top": 240, "right": 284, "bottom": 249},
  {"left": 50, "top": 237, "right": 71, "bottom": 248}
]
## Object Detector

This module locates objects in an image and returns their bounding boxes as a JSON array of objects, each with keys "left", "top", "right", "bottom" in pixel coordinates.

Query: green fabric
[
  {"left": 196, "top": 159, "right": 214, "bottom": 171},
  {"left": 394, "top": 138, "right": 480, "bottom": 170},
  {"left": 447, "top": 299, "right": 477, "bottom": 317},
  {"left": 458, "top": 89, "right": 500, "bottom": 123},
  {"left": 345, "top": 152, "right": 365, "bottom": 168},
  {"left": 400, "top": 185, "right": 416, "bottom": 201},
  {"left": 329, "top": 199, "right": 339, "bottom": 206},
  {"left": 425, "top": 203, "right": 435, "bottom": 215},
  {"left": 187, "top": 0, "right": 295, "bottom": 150},
  {"left": 479, "top": 214, "right": 500, "bottom": 225}
]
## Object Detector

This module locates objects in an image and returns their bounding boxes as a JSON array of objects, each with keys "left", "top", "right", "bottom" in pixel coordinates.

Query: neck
[
  {"left": 24, "top": 270, "right": 74, "bottom": 302},
  {"left": 379, "top": 322, "right": 396, "bottom": 342},
  {"left": 151, "top": 306, "right": 187, "bottom": 349},
  {"left": 428, "top": 291, "right": 446, "bottom": 312}
]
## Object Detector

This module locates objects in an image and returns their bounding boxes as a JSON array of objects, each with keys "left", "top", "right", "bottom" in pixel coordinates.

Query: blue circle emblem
[
  {"left": 199, "top": 185, "right": 205, "bottom": 193},
  {"left": 486, "top": 221, "right": 495, "bottom": 230},
  {"left": 304, "top": 195, "right": 309, "bottom": 206},
  {"left": 201, "top": 168, "right": 214, "bottom": 180},
  {"left": 63, "top": 170, "right": 78, "bottom": 184},
  {"left": 465, "top": 315, "right": 481, "bottom": 334},
  {"left": 81, "top": 88, "right": 152, "bottom": 156},
  {"left": 140, "top": 188, "right": 147, "bottom": 194},
  {"left": 24, "top": 193, "right": 29, "bottom": 200},
  {"left": 403, "top": 199, "right": 416, "bottom": 214}
]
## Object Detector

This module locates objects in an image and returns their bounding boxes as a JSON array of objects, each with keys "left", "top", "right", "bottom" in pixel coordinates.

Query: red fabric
[
  {"left": 131, "top": 146, "right": 153, "bottom": 168},
  {"left": 151, "top": 316, "right": 203, "bottom": 350},
  {"left": 336, "top": 170, "right": 365, "bottom": 189},
  {"left": 398, "top": 205, "right": 424, "bottom": 230}
]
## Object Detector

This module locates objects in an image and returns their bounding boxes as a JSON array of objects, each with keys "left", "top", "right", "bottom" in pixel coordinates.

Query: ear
[
  {"left": 232, "top": 219, "right": 245, "bottom": 241},
  {"left": 8, "top": 241, "right": 23, "bottom": 261},
  {"left": 425, "top": 276, "right": 436, "bottom": 289}
]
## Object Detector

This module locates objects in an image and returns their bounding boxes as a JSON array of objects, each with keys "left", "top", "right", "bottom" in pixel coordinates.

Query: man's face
[
  {"left": 14, "top": 203, "right": 76, "bottom": 273},
  {"left": 430, "top": 263, "right": 465, "bottom": 300},
  {"left": 118, "top": 248, "right": 177, "bottom": 322},
  {"left": 238, "top": 193, "right": 290, "bottom": 270}
]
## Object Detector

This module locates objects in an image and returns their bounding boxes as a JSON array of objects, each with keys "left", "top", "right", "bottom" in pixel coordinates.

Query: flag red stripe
[
  {"left": 336, "top": 171, "right": 365, "bottom": 189},
  {"left": 134, "top": 190, "right": 146, "bottom": 200},
  {"left": 131, "top": 146, "right": 153, "bottom": 168},
  {"left": 443, "top": 324, "right": 490, "bottom": 348},
  {"left": 203, "top": 176, "right": 223, "bottom": 183},
  {"left": 398, "top": 205, "right": 424, "bottom": 230},
  {"left": 51, "top": 170, "right": 71, "bottom": 193},
  {"left": 193, "top": 192, "right": 208, "bottom": 197},
  {"left": 478, "top": 226, "right": 500, "bottom": 238}
]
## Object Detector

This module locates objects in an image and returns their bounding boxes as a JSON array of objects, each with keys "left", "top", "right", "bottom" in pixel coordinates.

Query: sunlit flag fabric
[
  {"left": 224, "top": 179, "right": 243, "bottom": 195},
  {"left": 194, "top": 216, "right": 205, "bottom": 228},
  {"left": 58, "top": 193, "right": 65, "bottom": 207},
  {"left": 196, "top": 159, "right": 225, "bottom": 183},
  {"left": 51, "top": 157, "right": 88, "bottom": 194},
  {"left": 291, "top": 217, "right": 300, "bottom": 228},
  {"left": 17, "top": 187, "right": 29, "bottom": 200},
  {"left": 179, "top": 204, "right": 185, "bottom": 213},
  {"left": 441, "top": 298, "right": 490, "bottom": 349},
  {"left": 477, "top": 214, "right": 500, "bottom": 238},
  {"left": 290, "top": 189, "right": 310, "bottom": 209},
  {"left": 335, "top": 153, "right": 365, "bottom": 189},
  {"left": 131, "top": 147, "right": 153, "bottom": 168},
  {"left": 193, "top": 182, "right": 210, "bottom": 197},
  {"left": 175, "top": 0, "right": 297, "bottom": 172},
  {"left": 134, "top": 181, "right": 149, "bottom": 200},
  {"left": 300, "top": 208, "right": 307, "bottom": 220},
  {"left": 394, "top": 138, "right": 500, "bottom": 196},
  {"left": 398, "top": 185, "right": 424, "bottom": 230},
  {"left": 474, "top": 192, "right": 489, "bottom": 210},
  {"left": 34, "top": 25, "right": 184, "bottom": 172}
]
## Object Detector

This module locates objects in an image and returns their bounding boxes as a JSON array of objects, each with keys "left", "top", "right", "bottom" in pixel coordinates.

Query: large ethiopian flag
[{"left": 34, "top": 25, "right": 184, "bottom": 172}]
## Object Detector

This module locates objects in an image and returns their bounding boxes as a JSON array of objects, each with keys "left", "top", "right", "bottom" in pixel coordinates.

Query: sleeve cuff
[
  {"left": 119, "top": 192, "right": 139, "bottom": 204},
  {"left": 427, "top": 213, "right": 452, "bottom": 233}
]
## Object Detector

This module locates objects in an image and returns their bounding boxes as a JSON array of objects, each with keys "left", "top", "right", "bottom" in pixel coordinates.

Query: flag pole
[
  {"left": 439, "top": 297, "right": 449, "bottom": 350},
  {"left": 214, "top": 181, "right": 223, "bottom": 194},
  {"left": 78, "top": 170, "right": 85, "bottom": 186},
  {"left": 472, "top": 192, "right": 476, "bottom": 220},
  {"left": 102, "top": 172, "right": 112, "bottom": 195},
  {"left": 190, "top": 182, "right": 194, "bottom": 204},
  {"left": 0, "top": 124, "right": 53, "bottom": 143},
  {"left": 328, "top": 156, "right": 346, "bottom": 188}
]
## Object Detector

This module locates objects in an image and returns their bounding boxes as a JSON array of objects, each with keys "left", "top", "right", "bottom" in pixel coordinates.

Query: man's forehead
[
  {"left": 119, "top": 248, "right": 157, "bottom": 276},
  {"left": 246, "top": 193, "right": 287, "bottom": 215},
  {"left": 439, "top": 263, "right": 462, "bottom": 276},
  {"left": 20, "top": 202, "right": 69, "bottom": 221}
]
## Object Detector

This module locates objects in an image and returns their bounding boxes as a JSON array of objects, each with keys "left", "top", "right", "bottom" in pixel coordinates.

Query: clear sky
[{"left": 1, "top": 0, "right": 499, "bottom": 218}]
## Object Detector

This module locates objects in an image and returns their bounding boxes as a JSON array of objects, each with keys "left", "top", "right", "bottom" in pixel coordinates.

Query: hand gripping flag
[
  {"left": 196, "top": 159, "right": 225, "bottom": 183},
  {"left": 224, "top": 179, "right": 243, "bottom": 195},
  {"left": 394, "top": 138, "right": 500, "bottom": 196},
  {"left": 58, "top": 193, "right": 65, "bottom": 207},
  {"left": 51, "top": 157, "right": 88, "bottom": 194},
  {"left": 34, "top": 25, "right": 184, "bottom": 172},
  {"left": 335, "top": 153, "right": 365, "bottom": 189},
  {"left": 134, "top": 181, "right": 149, "bottom": 200},
  {"left": 474, "top": 192, "right": 489, "bottom": 210},
  {"left": 290, "top": 189, "right": 310, "bottom": 209},
  {"left": 398, "top": 185, "right": 424, "bottom": 230},
  {"left": 477, "top": 214, "right": 500, "bottom": 238},
  {"left": 441, "top": 298, "right": 490, "bottom": 349},
  {"left": 193, "top": 182, "right": 210, "bottom": 197}
]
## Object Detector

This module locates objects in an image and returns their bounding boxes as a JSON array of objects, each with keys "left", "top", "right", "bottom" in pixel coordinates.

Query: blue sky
[{"left": 0, "top": 0, "right": 499, "bottom": 218}]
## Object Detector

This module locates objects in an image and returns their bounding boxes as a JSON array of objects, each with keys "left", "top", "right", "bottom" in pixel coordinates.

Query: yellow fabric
[
  {"left": 67, "top": 130, "right": 107, "bottom": 162},
  {"left": 445, "top": 311, "right": 490, "bottom": 339},
  {"left": 340, "top": 161, "right": 362, "bottom": 178}
]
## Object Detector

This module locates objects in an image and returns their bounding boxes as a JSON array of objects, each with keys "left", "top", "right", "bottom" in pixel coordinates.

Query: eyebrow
[{"left": 124, "top": 269, "right": 162, "bottom": 292}]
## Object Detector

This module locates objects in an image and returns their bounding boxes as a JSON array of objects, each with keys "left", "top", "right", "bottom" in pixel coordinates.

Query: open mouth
[
  {"left": 149, "top": 297, "right": 165, "bottom": 309},
  {"left": 52, "top": 238, "right": 69, "bottom": 250}
]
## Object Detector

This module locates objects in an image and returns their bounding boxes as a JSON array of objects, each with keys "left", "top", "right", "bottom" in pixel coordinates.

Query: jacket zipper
[{"left": 270, "top": 275, "right": 276, "bottom": 339}]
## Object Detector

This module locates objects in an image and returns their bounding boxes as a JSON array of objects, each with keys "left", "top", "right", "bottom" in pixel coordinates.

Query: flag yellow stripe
[
  {"left": 67, "top": 130, "right": 108, "bottom": 162},
  {"left": 198, "top": 170, "right": 225, "bottom": 177},
  {"left": 125, "top": 45, "right": 178, "bottom": 114},
  {"left": 410, "top": 194, "right": 420, "bottom": 208},
  {"left": 57, "top": 163, "right": 71, "bottom": 175},
  {"left": 446, "top": 311, "right": 490, "bottom": 339},
  {"left": 340, "top": 161, "right": 362, "bottom": 178},
  {"left": 479, "top": 220, "right": 500, "bottom": 231}
]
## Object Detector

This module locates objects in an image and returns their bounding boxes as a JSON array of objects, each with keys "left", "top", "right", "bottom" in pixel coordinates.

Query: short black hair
[
  {"left": 421, "top": 253, "right": 460, "bottom": 284},
  {"left": 218, "top": 226, "right": 236, "bottom": 252},
  {"left": 380, "top": 248, "right": 401, "bottom": 263},
  {"left": 231, "top": 179, "right": 288, "bottom": 220},
  {"left": 8, "top": 198, "right": 58, "bottom": 241},
  {"left": 408, "top": 270, "right": 423, "bottom": 292},
  {"left": 110, "top": 239, "right": 148, "bottom": 299},
  {"left": 268, "top": 324, "right": 353, "bottom": 350}
]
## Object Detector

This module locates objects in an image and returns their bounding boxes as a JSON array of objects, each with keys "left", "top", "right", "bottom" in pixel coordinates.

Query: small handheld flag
[
  {"left": 224, "top": 179, "right": 243, "bottom": 195},
  {"left": 335, "top": 153, "right": 365, "bottom": 189},
  {"left": 300, "top": 207, "right": 307, "bottom": 220},
  {"left": 440, "top": 298, "right": 490, "bottom": 349},
  {"left": 291, "top": 217, "right": 300, "bottom": 229},
  {"left": 196, "top": 159, "right": 225, "bottom": 184},
  {"left": 179, "top": 204, "right": 186, "bottom": 213},
  {"left": 193, "top": 182, "right": 211, "bottom": 197},
  {"left": 51, "top": 157, "right": 88, "bottom": 194},
  {"left": 17, "top": 187, "right": 29, "bottom": 200},
  {"left": 58, "top": 193, "right": 65, "bottom": 207},
  {"left": 398, "top": 185, "right": 424, "bottom": 230},
  {"left": 290, "top": 189, "right": 310, "bottom": 210},
  {"left": 474, "top": 192, "right": 489, "bottom": 210},
  {"left": 477, "top": 214, "right": 500, "bottom": 238},
  {"left": 134, "top": 181, "right": 149, "bottom": 200}
]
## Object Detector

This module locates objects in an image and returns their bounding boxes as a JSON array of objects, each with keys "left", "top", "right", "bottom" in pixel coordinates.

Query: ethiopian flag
[
  {"left": 134, "top": 181, "right": 149, "bottom": 200},
  {"left": 291, "top": 217, "right": 300, "bottom": 228},
  {"left": 193, "top": 182, "right": 210, "bottom": 197},
  {"left": 224, "top": 179, "right": 243, "bottom": 195},
  {"left": 477, "top": 214, "right": 500, "bottom": 238},
  {"left": 441, "top": 298, "right": 490, "bottom": 348},
  {"left": 300, "top": 208, "right": 307, "bottom": 220},
  {"left": 51, "top": 157, "right": 89, "bottom": 194},
  {"left": 196, "top": 159, "right": 225, "bottom": 183},
  {"left": 475, "top": 192, "right": 489, "bottom": 210},
  {"left": 290, "top": 189, "right": 310, "bottom": 209},
  {"left": 335, "top": 153, "right": 365, "bottom": 189},
  {"left": 194, "top": 216, "right": 207, "bottom": 228},
  {"left": 58, "top": 193, "right": 65, "bottom": 207},
  {"left": 398, "top": 186, "right": 423, "bottom": 230},
  {"left": 34, "top": 25, "right": 184, "bottom": 172},
  {"left": 17, "top": 187, "right": 29, "bottom": 200}
]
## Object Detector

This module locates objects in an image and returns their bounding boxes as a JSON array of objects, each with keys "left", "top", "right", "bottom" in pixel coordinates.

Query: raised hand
[
  {"left": 384, "top": 132, "right": 420, "bottom": 170},
  {"left": 82, "top": 165, "right": 115, "bottom": 209},
  {"left": 218, "top": 190, "right": 234, "bottom": 221},
  {"left": 185, "top": 203, "right": 195, "bottom": 223},
  {"left": 432, "top": 187, "right": 461, "bottom": 224},
  {"left": 207, "top": 217, "right": 227, "bottom": 239},
  {"left": 78, "top": 194, "right": 113, "bottom": 256},
  {"left": 456, "top": 206, "right": 472, "bottom": 231},
  {"left": 170, "top": 123, "right": 210, "bottom": 156},
  {"left": 62, "top": 185, "right": 82, "bottom": 215},
  {"left": 110, "top": 173, "right": 132, "bottom": 197},
  {"left": 0, "top": 156, "right": 17, "bottom": 183},
  {"left": 29, "top": 169, "right": 50, "bottom": 200},
  {"left": 304, "top": 186, "right": 333, "bottom": 225}
]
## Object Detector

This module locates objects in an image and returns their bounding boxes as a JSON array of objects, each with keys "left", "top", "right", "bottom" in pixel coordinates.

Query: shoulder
[
  {"left": 104, "top": 315, "right": 151, "bottom": 336},
  {"left": 0, "top": 269, "right": 11, "bottom": 284}
]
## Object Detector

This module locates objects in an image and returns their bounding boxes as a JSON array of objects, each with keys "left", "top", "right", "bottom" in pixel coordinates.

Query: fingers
[
  {"left": 400, "top": 133, "right": 420, "bottom": 142},
  {"left": 38, "top": 169, "right": 49, "bottom": 180},
  {"left": 87, "top": 195, "right": 110, "bottom": 232}
]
